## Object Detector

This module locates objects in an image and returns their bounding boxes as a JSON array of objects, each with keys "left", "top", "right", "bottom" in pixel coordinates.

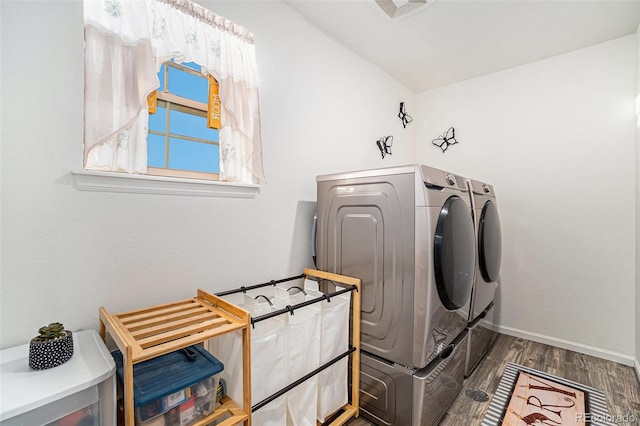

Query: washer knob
[
  {"left": 445, "top": 174, "right": 455, "bottom": 186},
  {"left": 482, "top": 184, "right": 490, "bottom": 193}
]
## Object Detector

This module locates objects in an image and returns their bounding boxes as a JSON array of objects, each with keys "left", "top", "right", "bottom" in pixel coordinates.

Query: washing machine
[
  {"left": 464, "top": 178, "right": 502, "bottom": 377},
  {"left": 316, "top": 164, "right": 476, "bottom": 425}
]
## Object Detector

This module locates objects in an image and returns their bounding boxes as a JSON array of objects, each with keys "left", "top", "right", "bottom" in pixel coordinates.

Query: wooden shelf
[{"left": 100, "top": 289, "right": 252, "bottom": 426}]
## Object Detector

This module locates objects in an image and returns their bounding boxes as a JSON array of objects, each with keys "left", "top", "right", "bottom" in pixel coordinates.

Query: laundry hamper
[
  {"left": 210, "top": 268, "right": 361, "bottom": 426},
  {"left": 209, "top": 293, "right": 288, "bottom": 425},
  {"left": 273, "top": 285, "right": 321, "bottom": 425},
  {"left": 304, "top": 278, "right": 351, "bottom": 423}
]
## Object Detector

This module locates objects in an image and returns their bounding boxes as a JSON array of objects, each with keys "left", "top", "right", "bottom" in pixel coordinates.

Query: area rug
[{"left": 481, "top": 363, "right": 615, "bottom": 426}]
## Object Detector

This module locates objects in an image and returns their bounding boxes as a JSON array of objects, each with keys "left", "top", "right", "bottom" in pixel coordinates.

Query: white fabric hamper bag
[
  {"left": 246, "top": 295, "right": 287, "bottom": 425},
  {"left": 304, "top": 278, "right": 351, "bottom": 423},
  {"left": 273, "top": 286, "right": 321, "bottom": 426},
  {"left": 209, "top": 293, "right": 287, "bottom": 425}
]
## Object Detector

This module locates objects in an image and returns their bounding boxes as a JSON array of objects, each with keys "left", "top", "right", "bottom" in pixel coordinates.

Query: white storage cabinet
[{"left": 0, "top": 329, "right": 116, "bottom": 426}]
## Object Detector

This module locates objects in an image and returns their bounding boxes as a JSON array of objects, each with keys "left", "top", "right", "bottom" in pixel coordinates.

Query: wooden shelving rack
[{"left": 99, "top": 289, "right": 252, "bottom": 426}]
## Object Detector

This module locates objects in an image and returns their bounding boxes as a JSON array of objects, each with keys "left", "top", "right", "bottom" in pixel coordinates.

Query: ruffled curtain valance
[{"left": 83, "top": 0, "right": 265, "bottom": 184}]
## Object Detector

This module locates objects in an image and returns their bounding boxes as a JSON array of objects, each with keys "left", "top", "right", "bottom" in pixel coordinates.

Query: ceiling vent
[{"left": 374, "top": 0, "right": 435, "bottom": 19}]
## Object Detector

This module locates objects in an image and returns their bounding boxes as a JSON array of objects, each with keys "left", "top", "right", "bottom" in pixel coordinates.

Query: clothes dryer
[
  {"left": 316, "top": 164, "right": 476, "bottom": 425},
  {"left": 464, "top": 178, "right": 502, "bottom": 377}
]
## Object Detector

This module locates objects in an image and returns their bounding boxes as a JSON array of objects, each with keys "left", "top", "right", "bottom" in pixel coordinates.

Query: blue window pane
[
  {"left": 148, "top": 133, "right": 166, "bottom": 168},
  {"left": 180, "top": 62, "right": 201, "bottom": 72},
  {"left": 169, "top": 109, "right": 218, "bottom": 141},
  {"left": 169, "top": 137, "right": 219, "bottom": 173},
  {"left": 149, "top": 106, "right": 166, "bottom": 133},
  {"left": 157, "top": 64, "right": 165, "bottom": 92},
  {"left": 149, "top": 61, "right": 219, "bottom": 176},
  {"left": 168, "top": 66, "right": 208, "bottom": 103}
]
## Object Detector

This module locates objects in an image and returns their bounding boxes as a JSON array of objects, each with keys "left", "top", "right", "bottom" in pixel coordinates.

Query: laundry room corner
[{"left": 415, "top": 35, "right": 638, "bottom": 366}]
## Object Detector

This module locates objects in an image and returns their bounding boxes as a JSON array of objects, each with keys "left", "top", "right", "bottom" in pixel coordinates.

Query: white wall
[
  {"left": 416, "top": 36, "right": 637, "bottom": 364},
  {"left": 0, "top": 0, "right": 414, "bottom": 349},
  {"left": 635, "top": 23, "right": 640, "bottom": 375}
]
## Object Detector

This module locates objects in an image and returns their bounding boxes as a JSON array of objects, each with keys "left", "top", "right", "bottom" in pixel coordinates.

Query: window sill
[{"left": 71, "top": 170, "right": 260, "bottom": 198}]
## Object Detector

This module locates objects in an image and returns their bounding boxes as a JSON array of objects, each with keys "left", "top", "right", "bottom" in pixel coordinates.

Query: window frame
[
  {"left": 75, "top": 58, "right": 260, "bottom": 197},
  {"left": 71, "top": 169, "right": 259, "bottom": 197},
  {"left": 147, "top": 61, "right": 221, "bottom": 181}
]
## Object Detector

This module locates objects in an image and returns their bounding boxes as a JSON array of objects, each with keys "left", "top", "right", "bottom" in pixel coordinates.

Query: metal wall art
[
  {"left": 398, "top": 102, "right": 413, "bottom": 128},
  {"left": 376, "top": 135, "right": 393, "bottom": 159},
  {"left": 432, "top": 127, "right": 458, "bottom": 153}
]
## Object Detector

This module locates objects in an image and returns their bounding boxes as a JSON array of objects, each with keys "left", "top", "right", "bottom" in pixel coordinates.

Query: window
[
  {"left": 147, "top": 61, "right": 220, "bottom": 180},
  {"left": 82, "top": 0, "right": 266, "bottom": 190}
]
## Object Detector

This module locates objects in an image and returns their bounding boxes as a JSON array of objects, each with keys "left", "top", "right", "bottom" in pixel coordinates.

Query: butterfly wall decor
[
  {"left": 398, "top": 102, "right": 413, "bottom": 128},
  {"left": 376, "top": 135, "right": 393, "bottom": 159},
  {"left": 432, "top": 127, "right": 458, "bottom": 153}
]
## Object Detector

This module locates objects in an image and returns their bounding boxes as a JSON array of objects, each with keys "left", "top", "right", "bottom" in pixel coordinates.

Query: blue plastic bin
[{"left": 111, "top": 345, "right": 223, "bottom": 423}]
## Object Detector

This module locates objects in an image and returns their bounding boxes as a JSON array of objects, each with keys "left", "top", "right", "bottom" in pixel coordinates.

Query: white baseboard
[{"left": 494, "top": 324, "right": 636, "bottom": 367}]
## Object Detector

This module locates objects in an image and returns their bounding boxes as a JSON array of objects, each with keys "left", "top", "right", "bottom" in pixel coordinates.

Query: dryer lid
[{"left": 434, "top": 196, "right": 475, "bottom": 310}]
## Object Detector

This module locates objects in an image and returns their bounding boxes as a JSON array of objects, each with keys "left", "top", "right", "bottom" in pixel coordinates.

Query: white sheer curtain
[{"left": 83, "top": 0, "right": 265, "bottom": 184}]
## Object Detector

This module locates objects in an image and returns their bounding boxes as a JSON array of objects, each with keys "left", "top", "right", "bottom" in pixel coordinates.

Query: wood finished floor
[{"left": 347, "top": 334, "right": 640, "bottom": 426}]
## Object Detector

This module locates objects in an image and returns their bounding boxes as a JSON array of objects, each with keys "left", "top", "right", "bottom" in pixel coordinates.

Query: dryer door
[
  {"left": 434, "top": 196, "right": 475, "bottom": 310},
  {"left": 479, "top": 200, "right": 502, "bottom": 283}
]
